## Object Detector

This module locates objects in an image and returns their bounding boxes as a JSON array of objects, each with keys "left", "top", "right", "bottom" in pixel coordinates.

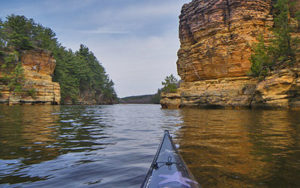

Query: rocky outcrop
[
  {"left": 0, "top": 50, "right": 60, "bottom": 105},
  {"left": 252, "top": 68, "right": 300, "bottom": 109},
  {"left": 161, "top": 68, "right": 300, "bottom": 109},
  {"left": 177, "top": 0, "right": 272, "bottom": 82},
  {"left": 161, "top": 77, "right": 256, "bottom": 108},
  {"left": 161, "top": 0, "right": 300, "bottom": 109},
  {"left": 160, "top": 93, "right": 182, "bottom": 109}
]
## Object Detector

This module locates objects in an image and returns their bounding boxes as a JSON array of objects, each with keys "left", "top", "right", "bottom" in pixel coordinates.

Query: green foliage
[
  {"left": 296, "top": 11, "right": 300, "bottom": 21},
  {"left": 249, "top": 35, "right": 271, "bottom": 77},
  {"left": 0, "top": 15, "right": 58, "bottom": 52},
  {"left": 151, "top": 89, "right": 161, "bottom": 104},
  {"left": 26, "top": 88, "right": 37, "bottom": 98},
  {"left": 53, "top": 45, "right": 117, "bottom": 103},
  {"left": 152, "top": 75, "right": 179, "bottom": 104},
  {"left": 0, "top": 50, "right": 24, "bottom": 93},
  {"left": 52, "top": 47, "right": 80, "bottom": 102},
  {"left": 32, "top": 25, "right": 57, "bottom": 50},
  {"left": 270, "top": 0, "right": 295, "bottom": 64},
  {"left": 7, "top": 62, "right": 25, "bottom": 93},
  {"left": 0, "top": 14, "right": 118, "bottom": 104},
  {"left": 1, "top": 50, "right": 19, "bottom": 70},
  {"left": 2, "top": 15, "right": 34, "bottom": 51},
  {"left": 0, "top": 19, "right": 5, "bottom": 53},
  {"left": 250, "top": 0, "right": 298, "bottom": 78},
  {"left": 161, "top": 74, "right": 178, "bottom": 93}
]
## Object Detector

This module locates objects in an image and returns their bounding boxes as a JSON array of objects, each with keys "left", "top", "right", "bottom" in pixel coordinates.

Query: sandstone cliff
[
  {"left": 178, "top": 0, "right": 273, "bottom": 82},
  {"left": 162, "top": 0, "right": 300, "bottom": 109},
  {"left": 0, "top": 50, "right": 61, "bottom": 105},
  {"left": 161, "top": 68, "right": 300, "bottom": 109}
]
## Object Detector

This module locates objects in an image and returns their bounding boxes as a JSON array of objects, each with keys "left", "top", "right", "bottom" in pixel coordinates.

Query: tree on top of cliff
[
  {"left": 1, "top": 15, "right": 35, "bottom": 51},
  {"left": 0, "top": 15, "right": 59, "bottom": 52},
  {"left": 32, "top": 24, "right": 58, "bottom": 51},
  {"left": 0, "top": 14, "right": 118, "bottom": 104},
  {"left": 0, "top": 16, "right": 30, "bottom": 93},
  {"left": 161, "top": 74, "right": 179, "bottom": 93}
]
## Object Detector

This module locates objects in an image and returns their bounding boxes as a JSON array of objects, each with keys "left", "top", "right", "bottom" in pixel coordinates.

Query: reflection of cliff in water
[
  {"left": 175, "top": 109, "right": 300, "bottom": 187},
  {"left": 0, "top": 105, "right": 61, "bottom": 165},
  {"left": 0, "top": 105, "right": 112, "bottom": 185},
  {"left": 0, "top": 105, "right": 61, "bottom": 183}
]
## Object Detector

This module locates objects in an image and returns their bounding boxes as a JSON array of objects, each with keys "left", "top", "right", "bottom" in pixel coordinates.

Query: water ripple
[{"left": 0, "top": 105, "right": 299, "bottom": 187}]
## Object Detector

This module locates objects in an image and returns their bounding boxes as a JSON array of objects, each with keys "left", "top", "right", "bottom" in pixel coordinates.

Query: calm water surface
[{"left": 0, "top": 104, "right": 299, "bottom": 187}]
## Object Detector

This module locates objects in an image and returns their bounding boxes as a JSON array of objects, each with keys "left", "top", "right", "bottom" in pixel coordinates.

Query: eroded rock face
[
  {"left": 0, "top": 50, "right": 61, "bottom": 105},
  {"left": 161, "top": 77, "right": 257, "bottom": 108},
  {"left": 161, "top": 0, "right": 300, "bottom": 109},
  {"left": 252, "top": 68, "right": 300, "bottom": 109},
  {"left": 21, "top": 50, "right": 56, "bottom": 75},
  {"left": 177, "top": 0, "right": 272, "bottom": 82},
  {"left": 161, "top": 68, "right": 300, "bottom": 109},
  {"left": 161, "top": 93, "right": 181, "bottom": 109}
]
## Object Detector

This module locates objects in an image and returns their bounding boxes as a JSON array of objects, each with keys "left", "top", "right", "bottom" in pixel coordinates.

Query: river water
[{"left": 0, "top": 104, "right": 299, "bottom": 188}]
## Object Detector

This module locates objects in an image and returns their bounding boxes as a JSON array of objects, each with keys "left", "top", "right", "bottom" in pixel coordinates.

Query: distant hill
[{"left": 120, "top": 94, "right": 159, "bottom": 104}]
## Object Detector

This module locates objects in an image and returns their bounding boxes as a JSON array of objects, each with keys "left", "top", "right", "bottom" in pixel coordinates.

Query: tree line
[{"left": 0, "top": 15, "right": 117, "bottom": 104}]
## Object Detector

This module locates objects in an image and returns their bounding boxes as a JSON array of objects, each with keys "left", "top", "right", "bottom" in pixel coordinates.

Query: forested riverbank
[{"left": 0, "top": 15, "right": 117, "bottom": 105}]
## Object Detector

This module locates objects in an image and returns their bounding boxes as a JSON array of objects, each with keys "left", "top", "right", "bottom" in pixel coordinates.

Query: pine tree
[
  {"left": 161, "top": 74, "right": 178, "bottom": 93},
  {"left": 3, "top": 15, "right": 34, "bottom": 51},
  {"left": 250, "top": 0, "right": 298, "bottom": 77},
  {"left": 0, "top": 14, "right": 118, "bottom": 103},
  {"left": 249, "top": 35, "right": 271, "bottom": 77},
  {"left": 269, "top": 0, "right": 295, "bottom": 65}
]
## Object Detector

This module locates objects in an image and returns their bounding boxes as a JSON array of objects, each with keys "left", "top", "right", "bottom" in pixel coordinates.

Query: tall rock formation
[
  {"left": 177, "top": 0, "right": 273, "bottom": 82},
  {"left": 161, "top": 0, "right": 300, "bottom": 109},
  {"left": 0, "top": 50, "right": 61, "bottom": 105}
]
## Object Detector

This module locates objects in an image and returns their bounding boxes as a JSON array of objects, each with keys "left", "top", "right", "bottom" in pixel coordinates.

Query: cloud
[
  {"left": 115, "top": 2, "right": 185, "bottom": 19},
  {"left": 80, "top": 26, "right": 130, "bottom": 35},
  {"left": 0, "top": 0, "right": 191, "bottom": 97},
  {"left": 73, "top": 0, "right": 188, "bottom": 32},
  {"left": 78, "top": 31, "right": 181, "bottom": 97}
]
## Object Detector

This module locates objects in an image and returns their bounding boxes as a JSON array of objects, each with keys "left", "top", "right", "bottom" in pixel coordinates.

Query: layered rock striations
[
  {"left": 252, "top": 68, "right": 300, "bottom": 108},
  {"left": 161, "top": 68, "right": 300, "bottom": 109},
  {"left": 162, "top": 0, "right": 300, "bottom": 109},
  {"left": 0, "top": 50, "right": 61, "bottom": 105},
  {"left": 161, "top": 76, "right": 257, "bottom": 109},
  {"left": 178, "top": 0, "right": 273, "bottom": 82}
]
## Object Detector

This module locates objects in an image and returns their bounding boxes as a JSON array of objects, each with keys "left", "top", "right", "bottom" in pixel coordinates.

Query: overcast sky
[{"left": 0, "top": 0, "right": 191, "bottom": 97}]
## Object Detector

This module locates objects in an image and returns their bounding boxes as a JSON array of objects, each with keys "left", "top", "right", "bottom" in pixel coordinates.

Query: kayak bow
[{"left": 141, "top": 130, "right": 200, "bottom": 188}]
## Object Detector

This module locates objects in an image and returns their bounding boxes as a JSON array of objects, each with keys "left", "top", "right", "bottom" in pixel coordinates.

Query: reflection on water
[
  {"left": 0, "top": 105, "right": 299, "bottom": 187},
  {"left": 0, "top": 105, "right": 182, "bottom": 187},
  {"left": 176, "top": 109, "right": 300, "bottom": 187},
  {"left": 0, "top": 106, "right": 61, "bottom": 183}
]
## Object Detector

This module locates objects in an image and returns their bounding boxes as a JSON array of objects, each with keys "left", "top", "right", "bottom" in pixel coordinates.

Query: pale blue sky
[{"left": 0, "top": 0, "right": 191, "bottom": 97}]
